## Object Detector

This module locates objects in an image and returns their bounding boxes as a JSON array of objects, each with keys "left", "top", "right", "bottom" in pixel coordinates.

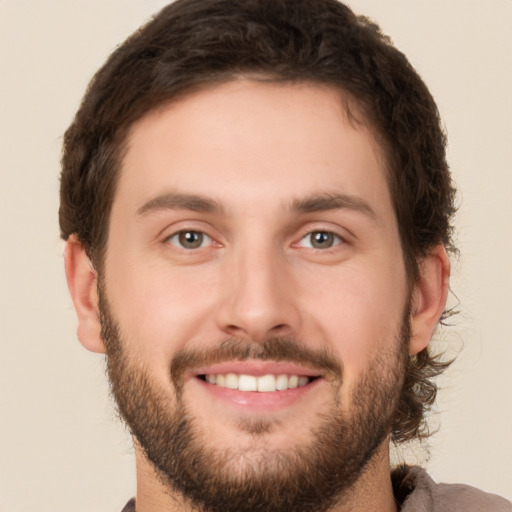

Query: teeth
[
  {"left": 298, "top": 376, "right": 309, "bottom": 387},
  {"left": 276, "top": 374, "right": 289, "bottom": 391},
  {"left": 239, "top": 375, "right": 257, "bottom": 391},
  {"left": 224, "top": 373, "right": 238, "bottom": 389},
  {"left": 288, "top": 375, "right": 299, "bottom": 389},
  {"left": 203, "top": 373, "right": 312, "bottom": 392},
  {"left": 257, "top": 374, "right": 276, "bottom": 392}
]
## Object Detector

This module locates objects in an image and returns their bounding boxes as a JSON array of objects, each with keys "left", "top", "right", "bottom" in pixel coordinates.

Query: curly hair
[{"left": 60, "top": 0, "right": 457, "bottom": 443}]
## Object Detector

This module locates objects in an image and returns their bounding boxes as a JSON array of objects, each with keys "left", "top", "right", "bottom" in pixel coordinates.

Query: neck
[
  {"left": 334, "top": 442, "right": 398, "bottom": 512},
  {"left": 133, "top": 439, "right": 398, "bottom": 512}
]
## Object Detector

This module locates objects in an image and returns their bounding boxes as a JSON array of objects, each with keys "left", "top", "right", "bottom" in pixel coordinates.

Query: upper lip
[{"left": 190, "top": 360, "right": 323, "bottom": 379}]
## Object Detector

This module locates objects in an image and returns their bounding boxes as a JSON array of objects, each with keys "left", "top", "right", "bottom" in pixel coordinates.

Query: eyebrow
[
  {"left": 290, "top": 192, "right": 377, "bottom": 220},
  {"left": 136, "top": 190, "right": 377, "bottom": 221},
  {"left": 137, "top": 192, "right": 224, "bottom": 216}
]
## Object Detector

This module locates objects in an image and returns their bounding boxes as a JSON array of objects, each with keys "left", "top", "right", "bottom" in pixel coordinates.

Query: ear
[
  {"left": 64, "top": 235, "right": 106, "bottom": 354},
  {"left": 409, "top": 244, "right": 450, "bottom": 356}
]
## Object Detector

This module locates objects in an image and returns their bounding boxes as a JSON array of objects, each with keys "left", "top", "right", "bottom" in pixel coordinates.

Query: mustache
[{"left": 171, "top": 337, "right": 343, "bottom": 388}]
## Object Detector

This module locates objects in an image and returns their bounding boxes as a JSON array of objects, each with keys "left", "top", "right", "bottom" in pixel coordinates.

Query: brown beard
[{"left": 99, "top": 287, "right": 409, "bottom": 512}]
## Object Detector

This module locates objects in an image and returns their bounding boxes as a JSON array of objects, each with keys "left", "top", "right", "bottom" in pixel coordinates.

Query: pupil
[
  {"left": 312, "top": 232, "right": 332, "bottom": 248},
  {"left": 179, "top": 231, "right": 202, "bottom": 248}
]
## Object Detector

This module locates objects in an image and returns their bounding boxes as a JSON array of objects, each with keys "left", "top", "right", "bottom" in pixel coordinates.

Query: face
[{"left": 100, "top": 80, "right": 411, "bottom": 510}]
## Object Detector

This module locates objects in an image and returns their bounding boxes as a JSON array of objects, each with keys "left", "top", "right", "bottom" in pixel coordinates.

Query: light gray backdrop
[{"left": 1, "top": 1, "right": 511, "bottom": 511}]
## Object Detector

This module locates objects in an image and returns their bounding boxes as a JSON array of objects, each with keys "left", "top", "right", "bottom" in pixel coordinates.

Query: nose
[{"left": 215, "top": 243, "right": 301, "bottom": 342}]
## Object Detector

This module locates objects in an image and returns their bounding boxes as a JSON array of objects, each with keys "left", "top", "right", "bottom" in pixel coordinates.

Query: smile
[{"left": 199, "top": 373, "right": 314, "bottom": 392}]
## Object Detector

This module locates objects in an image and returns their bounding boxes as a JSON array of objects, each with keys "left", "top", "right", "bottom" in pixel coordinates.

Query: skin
[{"left": 65, "top": 80, "right": 449, "bottom": 511}]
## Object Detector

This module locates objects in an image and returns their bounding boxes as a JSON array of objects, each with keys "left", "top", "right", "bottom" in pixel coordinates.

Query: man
[{"left": 59, "top": 0, "right": 511, "bottom": 511}]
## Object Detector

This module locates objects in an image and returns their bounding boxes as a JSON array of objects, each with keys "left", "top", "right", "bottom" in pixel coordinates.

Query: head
[{"left": 61, "top": 0, "right": 455, "bottom": 509}]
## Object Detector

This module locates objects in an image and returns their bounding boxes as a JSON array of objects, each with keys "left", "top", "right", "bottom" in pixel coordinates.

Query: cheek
[
  {"left": 104, "top": 256, "right": 222, "bottom": 361},
  {"left": 300, "top": 260, "right": 408, "bottom": 380}
]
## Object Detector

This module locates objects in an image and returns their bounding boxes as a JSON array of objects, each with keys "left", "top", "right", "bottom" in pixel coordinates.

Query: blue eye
[
  {"left": 167, "top": 230, "right": 212, "bottom": 249},
  {"left": 299, "top": 231, "right": 342, "bottom": 249}
]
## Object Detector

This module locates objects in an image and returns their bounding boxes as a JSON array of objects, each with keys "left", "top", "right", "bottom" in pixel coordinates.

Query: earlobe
[
  {"left": 64, "top": 235, "right": 106, "bottom": 354},
  {"left": 409, "top": 245, "right": 450, "bottom": 356}
]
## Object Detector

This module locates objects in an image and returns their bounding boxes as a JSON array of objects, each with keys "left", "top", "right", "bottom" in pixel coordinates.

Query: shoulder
[
  {"left": 120, "top": 498, "right": 136, "bottom": 512},
  {"left": 394, "top": 466, "right": 511, "bottom": 512}
]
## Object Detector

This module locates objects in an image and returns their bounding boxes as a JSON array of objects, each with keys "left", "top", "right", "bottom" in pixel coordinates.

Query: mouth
[
  {"left": 187, "top": 360, "right": 325, "bottom": 414},
  {"left": 198, "top": 373, "right": 318, "bottom": 392}
]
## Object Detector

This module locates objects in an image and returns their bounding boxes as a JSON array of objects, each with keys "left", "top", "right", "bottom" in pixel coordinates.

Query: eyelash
[
  {"left": 296, "top": 230, "right": 344, "bottom": 250},
  {"left": 165, "top": 230, "right": 213, "bottom": 250},
  {"left": 165, "top": 228, "right": 345, "bottom": 252}
]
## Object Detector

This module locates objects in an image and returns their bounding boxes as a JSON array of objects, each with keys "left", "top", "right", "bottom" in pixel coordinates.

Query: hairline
[{"left": 91, "top": 74, "right": 412, "bottom": 285}]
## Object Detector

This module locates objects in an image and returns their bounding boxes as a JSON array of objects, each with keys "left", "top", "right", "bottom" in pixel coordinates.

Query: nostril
[
  {"left": 221, "top": 322, "right": 292, "bottom": 343},
  {"left": 225, "top": 324, "right": 244, "bottom": 334},
  {"left": 269, "top": 323, "right": 290, "bottom": 334}
]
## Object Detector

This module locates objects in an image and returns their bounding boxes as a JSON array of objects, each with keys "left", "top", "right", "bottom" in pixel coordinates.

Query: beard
[{"left": 99, "top": 288, "right": 409, "bottom": 512}]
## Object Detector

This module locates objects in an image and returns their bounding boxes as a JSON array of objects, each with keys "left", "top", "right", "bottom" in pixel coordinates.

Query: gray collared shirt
[{"left": 120, "top": 466, "right": 511, "bottom": 511}]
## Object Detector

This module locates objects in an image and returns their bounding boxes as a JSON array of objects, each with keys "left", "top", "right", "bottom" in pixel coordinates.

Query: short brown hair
[{"left": 60, "top": 0, "right": 457, "bottom": 443}]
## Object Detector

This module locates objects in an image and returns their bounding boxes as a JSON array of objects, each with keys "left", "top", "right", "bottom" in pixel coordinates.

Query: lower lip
[{"left": 193, "top": 377, "right": 322, "bottom": 413}]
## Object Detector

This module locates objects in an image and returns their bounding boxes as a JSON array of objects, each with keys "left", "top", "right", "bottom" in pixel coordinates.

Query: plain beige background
[{"left": 1, "top": 1, "right": 511, "bottom": 511}]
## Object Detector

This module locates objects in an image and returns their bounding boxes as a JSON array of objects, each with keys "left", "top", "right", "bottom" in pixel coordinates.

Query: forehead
[{"left": 116, "top": 79, "right": 393, "bottom": 220}]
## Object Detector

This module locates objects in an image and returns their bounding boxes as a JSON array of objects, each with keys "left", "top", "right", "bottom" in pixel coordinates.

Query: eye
[
  {"left": 298, "top": 231, "right": 343, "bottom": 249},
  {"left": 166, "top": 230, "right": 212, "bottom": 250}
]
